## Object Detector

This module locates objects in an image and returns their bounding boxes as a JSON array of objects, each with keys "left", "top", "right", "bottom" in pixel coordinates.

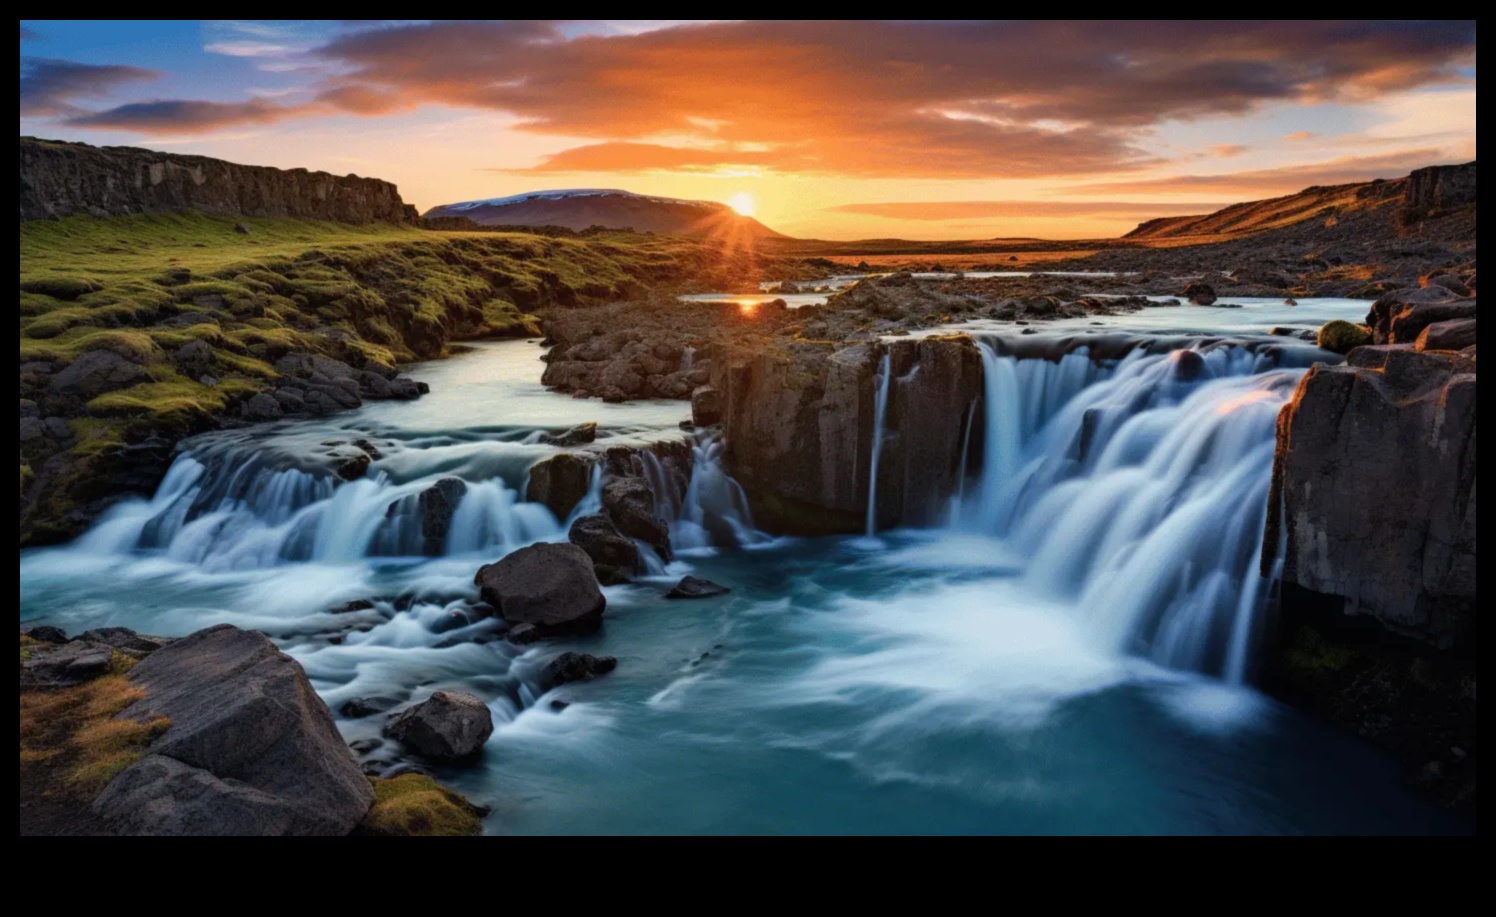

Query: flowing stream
[{"left": 18, "top": 301, "right": 1461, "bottom": 834}]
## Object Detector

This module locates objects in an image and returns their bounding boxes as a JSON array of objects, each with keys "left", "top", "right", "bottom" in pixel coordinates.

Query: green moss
[
  {"left": 87, "top": 380, "right": 226, "bottom": 418},
  {"left": 19, "top": 276, "right": 102, "bottom": 300},
  {"left": 357, "top": 774, "right": 485, "bottom": 836},
  {"left": 1283, "top": 626, "right": 1358, "bottom": 674},
  {"left": 1317, "top": 320, "right": 1373, "bottom": 354}
]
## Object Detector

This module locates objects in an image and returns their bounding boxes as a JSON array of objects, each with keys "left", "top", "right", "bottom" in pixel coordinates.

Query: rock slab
[{"left": 92, "top": 625, "right": 374, "bottom": 836}]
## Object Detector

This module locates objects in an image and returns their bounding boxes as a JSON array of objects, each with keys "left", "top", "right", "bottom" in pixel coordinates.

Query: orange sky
[{"left": 19, "top": 20, "right": 1478, "bottom": 239}]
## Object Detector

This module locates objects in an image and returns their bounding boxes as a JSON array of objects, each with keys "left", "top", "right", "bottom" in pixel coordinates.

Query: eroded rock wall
[{"left": 20, "top": 137, "right": 414, "bottom": 223}]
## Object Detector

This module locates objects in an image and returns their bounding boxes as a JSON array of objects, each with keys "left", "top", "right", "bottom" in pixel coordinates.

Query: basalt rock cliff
[{"left": 20, "top": 137, "right": 415, "bottom": 224}]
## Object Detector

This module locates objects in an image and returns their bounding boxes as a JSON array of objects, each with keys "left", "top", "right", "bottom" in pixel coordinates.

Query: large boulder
[
  {"left": 526, "top": 452, "right": 597, "bottom": 520},
  {"left": 568, "top": 513, "right": 639, "bottom": 585},
  {"left": 382, "top": 691, "right": 494, "bottom": 763},
  {"left": 1367, "top": 287, "right": 1474, "bottom": 344},
  {"left": 417, "top": 478, "right": 467, "bottom": 555},
  {"left": 474, "top": 543, "right": 606, "bottom": 632},
  {"left": 1417, "top": 319, "right": 1477, "bottom": 352},
  {"left": 91, "top": 625, "right": 374, "bottom": 836},
  {"left": 1182, "top": 282, "right": 1217, "bottom": 305},
  {"left": 602, "top": 476, "right": 672, "bottom": 560},
  {"left": 1267, "top": 347, "right": 1476, "bottom": 648}
]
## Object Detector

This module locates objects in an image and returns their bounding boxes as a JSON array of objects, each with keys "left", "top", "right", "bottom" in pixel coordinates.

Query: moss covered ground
[
  {"left": 20, "top": 212, "right": 799, "bottom": 543},
  {"left": 356, "top": 773, "right": 486, "bottom": 836}
]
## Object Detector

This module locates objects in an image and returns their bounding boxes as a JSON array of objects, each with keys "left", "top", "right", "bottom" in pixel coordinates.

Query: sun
[{"left": 725, "top": 192, "right": 756, "bottom": 217}]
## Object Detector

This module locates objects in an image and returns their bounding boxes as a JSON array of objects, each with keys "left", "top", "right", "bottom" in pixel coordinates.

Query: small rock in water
[
  {"left": 383, "top": 691, "right": 495, "bottom": 763},
  {"left": 348, "top": 738, "right": 384, "bottom": 755},
  {"left": 507, "top": 623, "right": 542, "bottom": 645},
  {"left": 543, "top": 652, "right": 618, "bottom": 689},
  {"left": 341, "top": 697, "right": 398, "bottom": 719},
  {"left": 329, "top": 599, "right": 376, "bottom": 614},
  {"left": 541, "top": 421, "right": 598, "bottom": 447},
  {"left": 665, "top": 576, "right": 732, "bottom": 600}
]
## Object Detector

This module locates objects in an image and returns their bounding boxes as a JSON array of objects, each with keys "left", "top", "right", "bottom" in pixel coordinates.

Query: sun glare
[{"left": 725, "top": 192, "right": 756, "bottom": 217}]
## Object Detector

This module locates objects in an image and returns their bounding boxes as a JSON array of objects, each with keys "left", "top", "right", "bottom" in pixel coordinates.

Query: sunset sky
[{"left": 18, "top": 20, "right": 1477, "bottom": 240}]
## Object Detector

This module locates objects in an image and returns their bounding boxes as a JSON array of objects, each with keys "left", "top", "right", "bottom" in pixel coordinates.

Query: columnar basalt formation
[
  {"left": 710, "top": 334, "right": 983, "bottom": 533},
  {"left": 20, "top": 137, "right": 414, "bottom": 223}
]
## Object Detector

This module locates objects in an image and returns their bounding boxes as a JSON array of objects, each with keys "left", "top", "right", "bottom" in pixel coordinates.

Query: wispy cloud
[
  {"left": 1066, "top": 148, "right": 1453, "bottom": 196},
  {"left": 66, "top": 97, "right": 302, "bottom": 133},
  {"left": 20, "top": 58, "right": 159, "bottom": 116},
  {"left": 829, "top": 200, "right": 1228, "bottom": 220},
  {"left": 20, "top": 26, "right": 38, "bottom": 41}
]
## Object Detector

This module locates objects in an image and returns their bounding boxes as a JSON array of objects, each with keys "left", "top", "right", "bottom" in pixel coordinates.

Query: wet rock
[
  {"left": 691, "top": 385, "right": 723, "bottom": 426},
  {"left": 1367, "top": 287, "right": 1471, "bottom": 344},
  {"left": 92, "top": 625, "right": 374, "bottom": 836},
  {"left": 542, "top": 652, "right": 618, "bottom": 689},
  {"left": 1267, "top": 348, "right": 1475, "bottom": 649},
  {"left": 383, "top": 691, "right": 495, "bottom": 763},
  {"left": 541, "top": 422, "right": 597, "bottom": 447},
  {"left": 348, "top": 738, "right": 383, "bottom": 756},
  {"left": 1182, "top": 282, "right": 1217, "bottom": 305},
  {"left": 1172, "top": 350, "right": 1207, "bottom": 381},
  {"left": 242, "top": 392, "right": 283, "bottom": 421},
  {"left": 1417, "top": 319, "right": 1477, "bottom": 352},
  {"left": 665, "top": 576, "right": 732, "bottom": 599},
  {"left": 506, "top": 623, "right": 542, "bottom": 645},
  {"left": 474, "top": 542, "right": 606, "bottom": 632},
  {"left": 568, "top": 513, "right": 639, "bottom": 585},
  {"left": 77, "top": 627, "right": 169, "bottom": 657},
  {"left": 417, "top": 478, "right": 467, "bottom": 555},
  {"left": 48, "top": 350, "right": 150, "bottom": 400},
  {"left": 329, "top": 599, "right": 375, "bottom": 614},
  {"left": 341, "top": 697, "right": 398, "bottom": 719},
  {"left": 602, "top": 476, "right": 672, "bottom": 560},
  {"left": 335, "top": 453, "right": 371, "bottom": 481},
  {"left": 526, "top": 452, "right": 598, "bottom": 520}
]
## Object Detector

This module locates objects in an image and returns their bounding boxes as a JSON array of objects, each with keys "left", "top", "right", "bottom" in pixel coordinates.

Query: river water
[{"left": 18, "top": 299, "right": 1463, "bottom": 834}]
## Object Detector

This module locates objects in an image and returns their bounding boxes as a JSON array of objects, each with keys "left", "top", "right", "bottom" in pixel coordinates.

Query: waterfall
[
  {"left": 639, "top": 433, "right": 769, "bottom": 553},
  {"left": 865, "top": 352, "right": 892, "bottom": 537},
  {"left": 956, "top": 339, "right": 1302, "bottom": 681},
  {"left": 680, "top": 346, "right": 696, "bottom": 372},
  {"left": 75, "top": 446, "right": 564, "bottom": 571}
]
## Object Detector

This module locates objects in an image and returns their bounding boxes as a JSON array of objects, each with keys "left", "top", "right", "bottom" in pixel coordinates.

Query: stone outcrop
[
  {"left": 473, "top": 543, "right": 606, "bottom": 632},
  {"left": 1367, "top": 287, "right": 1477, "bottom": 345},
  {"left": 1266, "top": 346, "right": 1476, "bottom": 648},
  {"left": 92, "top": 625, "right": 374, "bottom": 836},
  {"left": 526, "top": 452, "right": 598, "bottom": 520},
  {"left": 383, "top": 691, "right": 494, "bottom": 763},
  {"left": 20, "top": 137, "right": 414, "bottom": 223},
  {"left": 602, "top": 475, "right": 672, "bottom": 560},
  {"left": 710, "top": 334, "right": 984, "bottom": 534},
  {"left": 542, "top": 652, "right": 618, "bottom": 690},
  {"left": 1403, "top": 161, "right": 1477, "bottom": 214},
  {"left": 568, "top": 513, "right": 640, "bottom": 585}
]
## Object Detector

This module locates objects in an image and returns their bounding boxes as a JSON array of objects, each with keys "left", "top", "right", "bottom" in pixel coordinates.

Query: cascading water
[
  {"left": 639, "top": 433, "right": 769, "bottom": 554},
  {"left": 954, "top": 339, "right": 1300, "bottom": 681},
  {"left": 865, "top": 352, "right": 892, "bottom": 537}
]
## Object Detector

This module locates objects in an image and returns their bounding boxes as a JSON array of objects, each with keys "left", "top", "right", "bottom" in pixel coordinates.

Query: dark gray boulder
[
  {"left": 568, "top": 513, "right": 639, "bottom": 585},
  {"left": 526, "top": 452, "right": 598, "bottom": 520},
  {"left": 48, "top": 350, "right": 149, "bottom": 400},
  {"left": 602, "top": 475, "right": 672, "bottom": 560},
  {"left": 418, "top": 478, "right": 467, "bottom": 555},
  {"left": 474, "top": 543, "right": 606, "bottom": 631},
  {"left": 1182, "top": 282, "right": 1217, "bottom": 306},
  {"left": 665, "top": 576, "right": 732, "bottom": 600},
  {"left": 20, "top": 639, "right": 115, "bottom": 689},
  {"left": 91, "top": 625, "right": 374, "bottom": 836},
  {"left": 543, "top": 652, "right": 618, "bottom": 690},
  {"left": 382, "top": 691, "right": 494, "bottom": 763}
]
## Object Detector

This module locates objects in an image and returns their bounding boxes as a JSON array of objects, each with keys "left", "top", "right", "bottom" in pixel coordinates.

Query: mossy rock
[
  {"left": 1317, "top": 319, "right": 1373, "bottom": 354},
  {"left": 356, "top": 774, "right": 485, "bottom": 836}
]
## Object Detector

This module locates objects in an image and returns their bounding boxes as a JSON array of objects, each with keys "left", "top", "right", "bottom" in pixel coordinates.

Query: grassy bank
[{"left": 19, "top": 212, "right": 796, "bottom": 544}]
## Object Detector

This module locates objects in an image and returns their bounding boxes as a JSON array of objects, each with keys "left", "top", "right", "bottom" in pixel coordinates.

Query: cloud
[
  {"left": 1067, "top": 148, "right": 1453, "bottom": 196},
  {"left": 1284, "top": 131, "right": 1316, "bottom": 142},
  {"left": 1211, "top": 144, "right": 1249, "bottom": 158},
  {"left": 20, "top": 26, "right": 38, "bottom": 41},
  {"left": 19, "top": 58, "right": 159, "bottom": 116},
  {"left": 829, "top": 200, "right": 1229, "bottom": 221},
  {"left": 45, "top": 19, "right": 1476, "bottom": 181},
  {"left": 66, "top": 97, "right": 305, "bottom": 133}
]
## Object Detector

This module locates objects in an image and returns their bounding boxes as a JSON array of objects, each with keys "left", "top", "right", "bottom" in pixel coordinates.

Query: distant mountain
[
  {"left": 423, "top": 189, "right": 785, "bottom": 238},
  {"left": 1125, "top": 162, "right": 1477, "bottom": 240}
]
